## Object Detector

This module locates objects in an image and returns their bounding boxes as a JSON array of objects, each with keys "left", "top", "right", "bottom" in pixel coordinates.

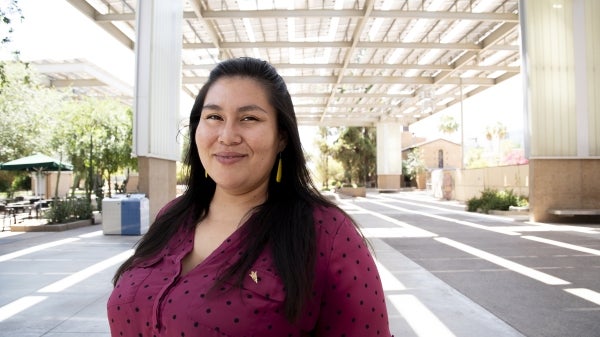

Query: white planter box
[{"left": 102, "top": 194, "right": 149, "bottom": 235}]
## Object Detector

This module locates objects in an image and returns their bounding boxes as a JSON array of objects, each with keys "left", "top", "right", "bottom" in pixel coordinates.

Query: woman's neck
[{"left": 208, "top": 187, "right": 267, "bottom": 226}]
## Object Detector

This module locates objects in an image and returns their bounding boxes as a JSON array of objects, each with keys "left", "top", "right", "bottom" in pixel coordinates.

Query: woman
[{"left": 107, "top": 57, "right": 393, "bottom": 337}]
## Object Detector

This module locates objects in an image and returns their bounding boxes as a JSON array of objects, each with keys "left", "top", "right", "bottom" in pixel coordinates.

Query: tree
[
  {"left": 52, "top": 97, "right": 136, "bottom": 200},
  {"left": 0, "top": 61, "right": 67, "bottom": 194},
  {"left": 465, "top": 147, "right": 488, "bottom": 168},
  {"left": 95, "top": 107, "right": 136, "bottom": 197},
  {"left": 314, "top": 126, "right": 337, "bottom": 189},
  {"left": 404, "top": 148, "right": 426, "bottom": 180},
  {"left": 331, "top": 126, "right": 376, "bottom": 187},
  {"left": 404, "top": 147, "right": 427, "bottom": 189},
  {"left": 485, "top": 121, "right": 507, "bottom": 143},
  {"left": 0, "top": 60, "right": 136, "bottom": 198},
  {"left": 502, "top": 148, "right": 528, "bottom": 165},
  {"left": 0, "top": 62, "right": 66, "bottom": 164},
  {"left": 438, "top": 114, "right": 459, "bottom": 135},
  {"left": 485, "top": 121, "right": 508, "bottom": 165},
  {"left": 176, "top": 126, "right": 191, "bottom": 184},
  {"left": 0, "top": 0, "right": 22, "bottom": 46}
]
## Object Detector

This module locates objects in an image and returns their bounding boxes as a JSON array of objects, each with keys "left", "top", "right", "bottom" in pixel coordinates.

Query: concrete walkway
[{"left": 0, "top": 191, "right": 526, "bottom": 337}]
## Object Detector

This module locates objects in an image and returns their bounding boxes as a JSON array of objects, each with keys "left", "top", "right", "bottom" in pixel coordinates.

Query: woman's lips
[{"left": 214, "top": 152, "right": 246, "bottom": 164}]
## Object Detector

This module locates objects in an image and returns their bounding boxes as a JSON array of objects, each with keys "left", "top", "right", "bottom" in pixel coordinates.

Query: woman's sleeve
[{"left": 314, "top": 214, "right": 393, "bottom": 337}]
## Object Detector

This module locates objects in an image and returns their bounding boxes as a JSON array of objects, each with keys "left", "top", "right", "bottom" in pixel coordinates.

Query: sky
[
  {"left": 410, "top": 74, "right": 525, "bottom": 148},
  {"left": 0, "top": 0, "right": 202, "bottom": 122},
  {"left": 1, "top": 0, "right": 135, "bottom": 86}
]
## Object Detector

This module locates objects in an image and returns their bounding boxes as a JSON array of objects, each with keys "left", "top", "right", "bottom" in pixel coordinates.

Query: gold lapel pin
[{"left": 249, "top": 270, "right": 259, "bottom": 283}]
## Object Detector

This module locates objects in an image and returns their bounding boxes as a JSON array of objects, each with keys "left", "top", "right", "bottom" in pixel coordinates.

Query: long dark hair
[{"left": 113, "top": 57, "right": 337, "bottom": 322}]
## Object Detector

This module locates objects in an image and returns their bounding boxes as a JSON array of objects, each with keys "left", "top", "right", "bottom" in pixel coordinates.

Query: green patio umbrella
[
  {"left": 0, "top": 154, "right": 73, "bottom": 196},
  {"left": 0, "top": 154, "right": 73, "bottom": 171}
]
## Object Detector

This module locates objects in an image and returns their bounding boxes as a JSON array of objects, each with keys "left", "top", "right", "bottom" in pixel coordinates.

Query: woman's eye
[
  {"left": 204, "top": 114, "right": 222, "bottom": 120},
  {"left": 241, "top": 115, "right": 259, "bottom": 121}
]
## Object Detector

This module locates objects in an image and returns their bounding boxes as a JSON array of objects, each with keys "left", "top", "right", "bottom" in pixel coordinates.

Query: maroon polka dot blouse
[{"left": 107, "top": 205, "right": 393, "bottom": 336}]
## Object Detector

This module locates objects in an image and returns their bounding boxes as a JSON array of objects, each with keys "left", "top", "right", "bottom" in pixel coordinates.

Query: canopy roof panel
[
  {"left": 31, "top": 59, "right": 134, "bottom": 105},
  {"left": 61, "top": 0, "right": 520, "bottom": 126}
]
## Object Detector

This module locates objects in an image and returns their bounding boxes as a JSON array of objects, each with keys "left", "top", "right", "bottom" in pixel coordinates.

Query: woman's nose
[{"left": 218, "top": 120, "right": 242, "bottom": 145}]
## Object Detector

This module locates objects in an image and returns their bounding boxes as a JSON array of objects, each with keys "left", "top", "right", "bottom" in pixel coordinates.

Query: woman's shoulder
[
  {"left": 312, "top": 203, "right": 345, "bottom": 220},
  {"left": 312, "top": 203, "right": 355, "bottom": 235}
]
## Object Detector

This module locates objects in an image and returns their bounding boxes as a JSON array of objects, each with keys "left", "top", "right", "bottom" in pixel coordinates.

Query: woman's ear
[{"left": 277, "top": 131, "right": 288, "bottom": 153}]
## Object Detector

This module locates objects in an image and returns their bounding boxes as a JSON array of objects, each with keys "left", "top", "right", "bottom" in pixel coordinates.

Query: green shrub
[
  {"left": 466, "top": 188, "right": 528, "bottom": 213},
  {"left": 46, "top": 197, "right": 92, "bottom": 224},
  {"left": 11, "top": 175, "right": 31, "bottom": 191},
  {"left": 466, "top": 196, "right": 483, "bottom": 212},
  {"left": 0, "top": 172, "right": 13, "bottom": 192},
  {"left": 46, "top": 198, "right": 72, "bottom": 224},
  {"left": 73, "top": 198, "right": 93, "bottom": 219}
]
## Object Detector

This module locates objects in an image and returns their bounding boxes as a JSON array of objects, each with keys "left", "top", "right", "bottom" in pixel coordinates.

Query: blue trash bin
[{"left": 102, "top": 194, "right": 149, "bottom": 235}]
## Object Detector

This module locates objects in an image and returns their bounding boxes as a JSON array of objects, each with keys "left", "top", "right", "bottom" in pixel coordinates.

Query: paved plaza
[{"left": 1, "top": 191, "right": 599, "bottom": 337}]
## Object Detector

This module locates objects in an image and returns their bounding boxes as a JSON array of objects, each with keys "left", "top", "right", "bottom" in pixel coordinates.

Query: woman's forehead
[{"left": 205, "top": 77, "right": 272, "bottom": 108}]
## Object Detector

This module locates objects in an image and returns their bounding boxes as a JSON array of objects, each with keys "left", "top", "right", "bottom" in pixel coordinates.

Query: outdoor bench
[{"left": 547, "top": 209, "right": 600, "bottom": 216}]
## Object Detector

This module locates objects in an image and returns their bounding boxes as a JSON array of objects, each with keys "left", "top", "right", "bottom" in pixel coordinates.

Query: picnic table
[{"left": 5, "top": 201, "right": 34, "bottom": 220}]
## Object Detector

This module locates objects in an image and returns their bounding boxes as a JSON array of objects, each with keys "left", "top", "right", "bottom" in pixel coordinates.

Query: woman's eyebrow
[
  {"left": 238, "top": 104, "right": 268, "bottom": 114},
  {"left": 201, "top": 103, "right": 269, "bottom": 114},
  {"left": 202, "top": 103, "right": 221, "bottom": 111}
]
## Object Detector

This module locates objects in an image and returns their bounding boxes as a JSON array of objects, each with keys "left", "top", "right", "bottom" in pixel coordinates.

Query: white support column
[
  {"left": 133, "top": 0, "right": 182, "bottom": 221},
  {"left": 520, "top": 0, "right": 600, "bottom": 222},
  {"left": 573, "top": 0, "right": 589, "bottom": 157},
  {"left": 376, "top": 123, "right": 403, "bottom": 190}
]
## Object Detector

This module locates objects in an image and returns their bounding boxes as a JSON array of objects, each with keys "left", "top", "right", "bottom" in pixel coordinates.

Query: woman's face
[{"left": 196, "top": 76, "right": 286, "bottom": 196}]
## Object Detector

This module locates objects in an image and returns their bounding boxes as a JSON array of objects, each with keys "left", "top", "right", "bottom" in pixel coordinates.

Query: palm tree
[
  {"left": 438, "top": 115, "right": 459, "bottom": 135},
  {"left": 485, "top": 121, "right": 507, "bottom": 145},
  {"left": 485, "top": 121, "right": 508, "bottom": 164}
]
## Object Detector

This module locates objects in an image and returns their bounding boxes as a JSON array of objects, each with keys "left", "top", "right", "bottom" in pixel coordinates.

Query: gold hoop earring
[
  {"left": 205, "top": 169, "right": 208, "bottom": 178},
  {"left": 276, "top": 154, "right": 282, "bottom": 183}
]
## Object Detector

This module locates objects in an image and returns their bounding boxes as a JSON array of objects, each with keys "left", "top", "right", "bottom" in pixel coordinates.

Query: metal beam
[
  {"left": 182, "top": 75, "right": 495, "bottom": 85},
  {"left": 33, "top": 61, "right": 133, "bottom": 94},
  {"left": 96, "top": 9, "right": 518, "bottom": 24},
  {"left": 182, "top": 62, "right": 519, "bottom": 72},
  {"left": 182, "top": 41, "right": 491, "bottom": 51},
  {"left": 196, "top": 9, "right": 518, "bottom": 22},
  {"left": 64, "top": 0, "right": 134, "bottom": 50},
  {"left": 433, "top": 22, "right": 519, "bottom": 84}
]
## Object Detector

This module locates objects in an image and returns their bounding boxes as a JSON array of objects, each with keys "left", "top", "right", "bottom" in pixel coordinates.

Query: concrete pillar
[
  {"left": 137, "top": 157, "right": 177, "bottom": 221},
  {"left": 376, "top": 123, "right": 403, "bottom": 190},
  {"left": 520, "top": 0, "right": 600, "bottom": 221},
  {"left": 133, "top": 0, "right": 182, "bottom": 221}
]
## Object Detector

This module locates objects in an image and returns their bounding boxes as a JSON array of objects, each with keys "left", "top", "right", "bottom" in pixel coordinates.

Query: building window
[{"left": 438, "top": 149, "right": 444, "bottom": 168}]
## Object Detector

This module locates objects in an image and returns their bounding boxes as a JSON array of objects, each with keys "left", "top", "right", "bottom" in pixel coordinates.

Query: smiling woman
[
  {"left": 107, "top": 57, "right": 393, "bottom": 337},
  {"left": 196, "top": 76, "right": 286, "bottom": 196}
]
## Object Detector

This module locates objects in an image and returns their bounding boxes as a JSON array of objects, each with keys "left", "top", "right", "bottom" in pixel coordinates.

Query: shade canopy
[
  {"left": 43, "top": 0, "right": 520, "bottom": 127},
  {"left": 0, "top": 154, "right": 73, "bottom": 172}
]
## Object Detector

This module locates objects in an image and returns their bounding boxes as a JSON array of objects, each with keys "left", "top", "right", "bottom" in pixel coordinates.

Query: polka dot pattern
[{"left": 107, "top": 206, "right": 393, "bottom": 336}]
